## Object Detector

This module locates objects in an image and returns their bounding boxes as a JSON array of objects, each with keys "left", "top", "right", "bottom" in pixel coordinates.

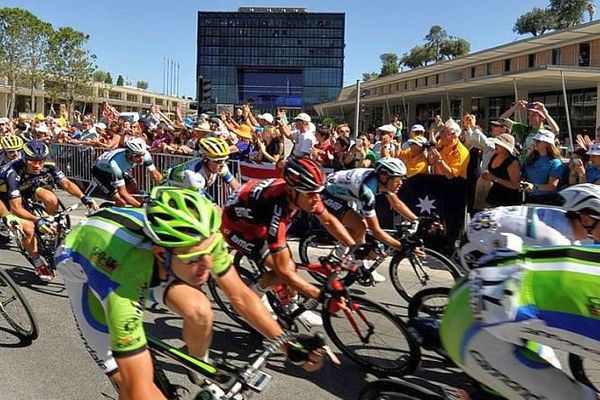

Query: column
[
  {"left": 0, "top": 92, "right": 7, "bottom": 117},
  {"left": 514, "top": 88, "right": 529, "bottom": 125},
  {"left": 596, "top": 82, "right": 600, "bottom": 130},
  {"left": 35, "top": 95, "right": 45, "bottom": 115},
  {"left": 462, "top": 95, "right": 472, "bottom": 116}
]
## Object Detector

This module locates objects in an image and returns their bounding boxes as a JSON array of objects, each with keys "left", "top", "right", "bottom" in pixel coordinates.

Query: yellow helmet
[
  {"left": 0, "top": 135, "right": 24, "bottom": 151},
  {"left": 199, "top": 137, "right": 229, "bottom": 160}
]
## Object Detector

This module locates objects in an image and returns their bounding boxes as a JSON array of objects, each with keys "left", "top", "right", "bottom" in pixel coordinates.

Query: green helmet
[{"left": 144, "top": 186, "right": 221, "bottom": 247}]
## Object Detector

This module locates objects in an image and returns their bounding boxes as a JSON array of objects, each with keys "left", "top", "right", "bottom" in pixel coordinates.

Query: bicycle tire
[
  {"left": 0, "top": 268, "right": 39, "bottom": 341},
  {"left": 569, "top": 353, "right": 600, "bottom": 392},
  {"left": 208, "top": 252, "right": 261, "bottom": 333},
  {"left": 407, "top": 287, "right": 451, "bottom": 320},
  {"left": 297, "top": 229, "right": 354, "bottom": 286},
  {"left": 389, "top": 248, "right": 461, "bottom": 302},
  {"left": 322, "top": 294, "right": 421, "bottom": 376},
  {"left": 359, "top": 379, "right": 445, "bottom": 400}
]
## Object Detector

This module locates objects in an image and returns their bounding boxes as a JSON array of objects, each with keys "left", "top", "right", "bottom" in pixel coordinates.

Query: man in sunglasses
[
  {"left": 56, "top": 187, "right": 329, "bottom": 399},
  {"left": 321, "top": 157, "right": 418, "bottom": 283},
  {"left": 162, "top": 136, "right": 240, "bottom": 200}
]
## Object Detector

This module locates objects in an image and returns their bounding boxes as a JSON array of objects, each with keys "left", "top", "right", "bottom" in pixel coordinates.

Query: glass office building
[{"left": 196, "top": 8, "right": 345, "bottom": 113}]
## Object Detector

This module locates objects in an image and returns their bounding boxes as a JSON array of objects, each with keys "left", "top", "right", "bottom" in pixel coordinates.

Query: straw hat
[
  {"left": 232, "top": 124, "right": 253, "bottom": 139},
  {"left": 489, "top": 133, "right": 515, "bottom": 154}
]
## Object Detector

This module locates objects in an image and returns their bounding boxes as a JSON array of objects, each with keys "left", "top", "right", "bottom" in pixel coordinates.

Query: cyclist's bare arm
[
  {"left": 315, "top": 208, "right": 356, "bottom": 247},
  {"left": 365, "top": 215, "right": 402, "bottom": 250},
  {"left": 59, "top": 178, "right": 85, "bottom": 199},
  {"left": 114, "top": 350, "right": 166, "bottom": 400},
  {"left": 116, "top": 185, "right": 142, "bottom": 207},
  {"left": 386, "top": 192, "right": 418, "bottom": 221},
  {"left": 215, "top": 267, "right": 283, "bottom": 338},
  {"left": 150, "top": 169, "right": 163, "bottom": 185},
  {"left": 269, "top": 248, "right": 321, "bottom": 299},
  {"left": 229, "top": 178, "right": 241, "bottom": 191},
  {"left": 9, "top": 197, "right": 39, "bottom": 222}
]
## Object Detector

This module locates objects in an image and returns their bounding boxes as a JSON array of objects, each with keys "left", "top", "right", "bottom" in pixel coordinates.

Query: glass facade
[
  {"left": 530, "top": 88, "right": 597, "bottom": 137},
  {"left": 197, "top": 10, "right": 345, "bottom": 113}
]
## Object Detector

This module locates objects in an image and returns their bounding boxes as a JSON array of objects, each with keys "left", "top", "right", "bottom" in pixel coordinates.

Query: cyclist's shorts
[
  {"left": 91, "top": 166, "right": 135, "bottom": 197},
  {"left": 321, "top": 190, "right": 353, "bottom": 221},
  {"left": 221, "top": 217, "right": 269, "bottom": 262}
]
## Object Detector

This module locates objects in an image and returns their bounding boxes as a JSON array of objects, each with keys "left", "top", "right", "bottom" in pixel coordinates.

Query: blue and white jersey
[
  {"left": 324, "top": 168, "right": 380, "bottom": 218},
  {"left": 94, "top": 148, "right": 155, "bottom": 186}
]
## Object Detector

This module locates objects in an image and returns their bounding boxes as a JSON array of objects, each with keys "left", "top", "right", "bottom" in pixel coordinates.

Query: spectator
[
  {"left": 95, "top": 121, "right": 122, "bottom": 149},
  {"left": 397, "top": 136, "right": 428, "bottom": 178},
  {"left": 402, "top": 124, "right": 425, "bottom": 150},
  {"left": 357, "top": 132, "right": 378, "bottom": 167},
  {"left": 428, "top": 115, "right": 444, "bottom": 140},
  {"left": 372, "top": 124, "right": 397, "bottom": 158},
  {"left": 0, "top": 117, "right": 10, "bottom": 135},
  {"left": 567, "top": 147, "right": 591, "bottom": 186},
  {"left": 280, "top": 112, "right": 316, "bottom": 158},
  {"left": 229, "top": 124, "right": 255, "bottom": 161},
  {"left": 579, "top": 142, "right": 600, "bottom": 184},
  {"left": 331, "top": 136, "right": 352, "bottom": 170},
  {"left": 500, "top": 100, "right": 560, "bottom": 164},
  {"left": 428, "top": 119, "right": 470, "bottom": 180},
  {"left": 310, "top": 125, "right": 335, "bottom": 167},
  {"left": 144, "top": 105, "right": 162, "bottom": 131},
  {"left": 481, "top": 134, "right": 522, "bottom": 206},
  {"left": 148, "top": 124, "right": 172, "bottom": 153},
  {"left": 69, "top": 120, "right": 98, "bottom": 144},
  {"left": 255, "top": 125, "right": 284, "bottom": 164},
  {"left": 520, "top": 129, "right": 564, "bottom": 204}
]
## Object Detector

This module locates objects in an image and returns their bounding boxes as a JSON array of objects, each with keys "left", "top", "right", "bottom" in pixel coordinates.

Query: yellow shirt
[
  {"left": 433, "top": 140, "right": 470, "bottom": 179},
  {"left": 397, "top": 148, "right": 428, "bottom": 178}
]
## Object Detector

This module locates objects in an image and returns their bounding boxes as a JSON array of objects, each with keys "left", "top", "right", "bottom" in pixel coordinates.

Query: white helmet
[
  {"left": 374, "top": 157, "right": 407, "bottom": 177},
  {"left": 559, "top": 183, "right": 600, "bottom": 217},
  {"left": 124, "top": 137, "right": 147, "bottom": 155},
  {"left": 458, "top": 209, "right": 508, "bottom": 270}
]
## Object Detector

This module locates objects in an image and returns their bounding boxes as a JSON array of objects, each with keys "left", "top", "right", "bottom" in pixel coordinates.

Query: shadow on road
[
  {"left": 0, "top": 264, "right": 68, "bottom": 298},
  {"left": 0, "top": 326, "right": 35, "bottom": 348}
]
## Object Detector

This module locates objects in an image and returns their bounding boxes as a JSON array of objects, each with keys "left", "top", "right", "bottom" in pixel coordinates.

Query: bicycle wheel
[
  {"left": 208, "top": 252, "right": 261, "bottom": 332},
  {"left": 389, "top": 248, "right": 461, "bottom": 302},
  {"left": 407, "top": 287, "right": 451, "bottom": 320},
  {"left": 569, "top": 353, "right": 600, "bottom": 392},
  {"left": 359, "top": 379, "right": 444, "bottom": 400},
  {"left": 0, "top": 268, "right": 39, "bottom": 340},
  {"left": 322, "top": 294, "right": 420, "bottom": 376},
  {"left": 298, "top": 229, "right": 356, "bottom": 286}
]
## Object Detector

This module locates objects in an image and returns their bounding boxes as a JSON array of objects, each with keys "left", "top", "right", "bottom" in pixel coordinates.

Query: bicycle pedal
[{"left": 245, "top": 370, "right": 272, "bottom": 392}]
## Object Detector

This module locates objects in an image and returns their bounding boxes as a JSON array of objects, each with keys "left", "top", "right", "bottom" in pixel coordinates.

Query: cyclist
[
  {"left": 162, "top": 136, "right": 240, "bottom": 197},
  {"left": 56, "top": 187, "right": 328, "bottom": 399},
  {"left": 441, "top": 184, "right": 600, "bottom": 400},
  {"left": 221, "top": 156, "right": 356, "bottom": 327},
  {"left": 90, "top": 137, "right": 162, "bottom": 207},
  {"left": 457, "top": 183, "right": 600, "bottom": 269},
  {"left": 321, "top": 157, "right": 419, "bottom": 282},
  {"left": 0, "top": 134, "right": 23, "bottom": 167}
]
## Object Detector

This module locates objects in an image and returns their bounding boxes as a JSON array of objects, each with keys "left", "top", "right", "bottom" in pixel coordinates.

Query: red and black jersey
[{"left": 222, "top": 178, "right": 324, "bottom": 254}]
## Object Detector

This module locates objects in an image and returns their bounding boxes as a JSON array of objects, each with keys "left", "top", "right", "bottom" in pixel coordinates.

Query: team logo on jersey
[
  {"left": 90, "top": 247, "right": 119, "bottom": 271},
  {"left": 587, "top": 297, "right": 600, "bottom": 316}
]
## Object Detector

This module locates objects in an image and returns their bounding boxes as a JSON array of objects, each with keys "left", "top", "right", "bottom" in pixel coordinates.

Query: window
[
  {"left": 435, "top": 74, "right": 439, "bottom": 85},
  {"left": 470, "top": 67, "right": 475, "bottom": 78},
  {"left": 552, "top": 49, "right": 561, "bottom": 65},
  {"left": 528, "top": 54, "right": 536, "bottom": 68},
  {"left": 486, "top": 63, "right": 492, "bottom": 75},
  {"left": 579, "top": 42, "right": 590, "bottom": 66}
]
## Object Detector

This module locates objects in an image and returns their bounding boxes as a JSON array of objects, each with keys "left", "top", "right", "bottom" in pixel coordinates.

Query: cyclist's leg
[
  {"left": 124, "top": 172, "right": 138, "bottom": 195},
  {"left": 441, "top": 283, "right": 596, "bottom": 400},
  {"left": 91, "top": 167, "right": 127, "bottom": 206},
  {"left": 321, "top": 191, "right": 365, "bottom": 245},
  {"left": 56, "top": 258, "right": 119, "bottom": 379},
  {"left": 34, "top": 187, "right": 59, "bottom": 215},
  {"left": 151, "top": 277, "right": 213, "bottom": 360}
]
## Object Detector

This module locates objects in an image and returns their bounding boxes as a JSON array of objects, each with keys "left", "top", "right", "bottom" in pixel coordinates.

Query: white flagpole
[{"left": 560, "top": 70, "right": 574, "bottom": 151}]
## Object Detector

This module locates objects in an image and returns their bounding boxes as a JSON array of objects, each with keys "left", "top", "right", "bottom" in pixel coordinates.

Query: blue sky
[{"left": 6, "top": 0, "right": 550, "bottom": 97}]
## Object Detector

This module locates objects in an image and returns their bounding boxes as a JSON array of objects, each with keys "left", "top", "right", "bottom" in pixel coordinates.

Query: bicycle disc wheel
[
  {"left": 569, "top": 353, "right": 600, "bottom": 392},
  {"left": 208, "top": 252, "right": 260, "bottom": 332},
  {"left": 359, "top": 379, "right": 444, "bottom": 400},
  {"left": 323, "top": 294, "right": 420, "bottom": 376},
  {"left": 389, "top": 248, "right": 460, "bottom": 302},
  {"left": 0, "top": 268, "right": 39, "bottom": 340}
]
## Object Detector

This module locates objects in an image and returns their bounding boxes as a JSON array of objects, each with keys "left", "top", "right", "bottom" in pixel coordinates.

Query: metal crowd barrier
[{"left": 50, "top": 143, "right": 240, "bottom": 207}]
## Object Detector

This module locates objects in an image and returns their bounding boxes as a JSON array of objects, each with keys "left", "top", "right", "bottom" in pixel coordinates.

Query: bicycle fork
[{"left": 328, "top": 298, "right": 375, "bottom": 344}]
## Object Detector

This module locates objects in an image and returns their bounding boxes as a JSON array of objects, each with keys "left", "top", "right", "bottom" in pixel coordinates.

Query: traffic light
[{"left": 197, "top": 75, "right": 212, "bottom": 104}]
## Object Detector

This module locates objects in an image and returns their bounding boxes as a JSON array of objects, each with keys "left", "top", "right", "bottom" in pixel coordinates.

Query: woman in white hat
[
  {"left": 520, "top": 129, "right": 564, "bottom": 204},
  {"left": 481, "top": 133, "right": 521, "bottom": 206}
]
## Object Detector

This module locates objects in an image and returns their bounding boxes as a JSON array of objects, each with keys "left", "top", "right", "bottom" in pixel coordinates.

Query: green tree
[
  {"left": 439, "top": 38, "right": 470, "bottom": 60},
  {"left": 45, "top": 27, "right": 96, "bottom": 118},
  {"left": 400, "top": 45, "right": 432, "bottom": 69},
  {"left": 513, "top": 7, "right": 555, "bottom": 36},
  {"left": 136, "top": 80, "right": 148, "bottom": 89},
  {"left": 23, "top": 18, "right": 52, "bottom": 113},
  {"left": 0, "top": 8, "right": 52, "bottom": 117},
  {"left": 362, "top": 71, "right": 379, "bottom": 81},
  {"left": 549, "top": 0, "right": 589, "bottom": 28},
  {"left": 424, "top": 25, "right": 448, "bottom": 62},
  {"left": 116, "top": 74, "right": 124, "bottom": 86},
  {"left": 105, "top": 72, "right": 113, "bottom": 84},
  {"left": 92, "top": 70, "right": 108, "bottom": 82},
  {"left": 380, "top": 53, "right": 400, "bottom": 76},
  {"left": 322, "top": 117, "right": 334, "bottom": 127}
]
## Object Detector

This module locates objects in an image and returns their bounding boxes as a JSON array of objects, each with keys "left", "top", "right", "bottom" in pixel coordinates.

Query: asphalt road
[{"left": 0, "top": 191, "right": 537, "bottom": 400}]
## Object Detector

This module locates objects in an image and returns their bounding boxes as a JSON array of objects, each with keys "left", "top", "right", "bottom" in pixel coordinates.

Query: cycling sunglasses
[{"left": 170, "top": 234, "right": 221, "bottom": 265}]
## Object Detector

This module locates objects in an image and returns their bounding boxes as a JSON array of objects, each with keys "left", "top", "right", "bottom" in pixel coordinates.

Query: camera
[
  {"left": 422, "top": 141, "right": 435, "bottom": 149},
  {"left": 527, "top": 102, "right": 535, "bottom": 109}
]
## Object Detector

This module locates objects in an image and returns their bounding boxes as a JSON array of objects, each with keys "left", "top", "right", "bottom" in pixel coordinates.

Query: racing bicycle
[
  {"left": 0, "top": 267, "right": 38, "bottom": 341},
  {"left": 209, "top": 252, "right": 421, "bottom": 377},
  {"left": 298, "top": 219, "right": 461, "bottom": 302}
]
